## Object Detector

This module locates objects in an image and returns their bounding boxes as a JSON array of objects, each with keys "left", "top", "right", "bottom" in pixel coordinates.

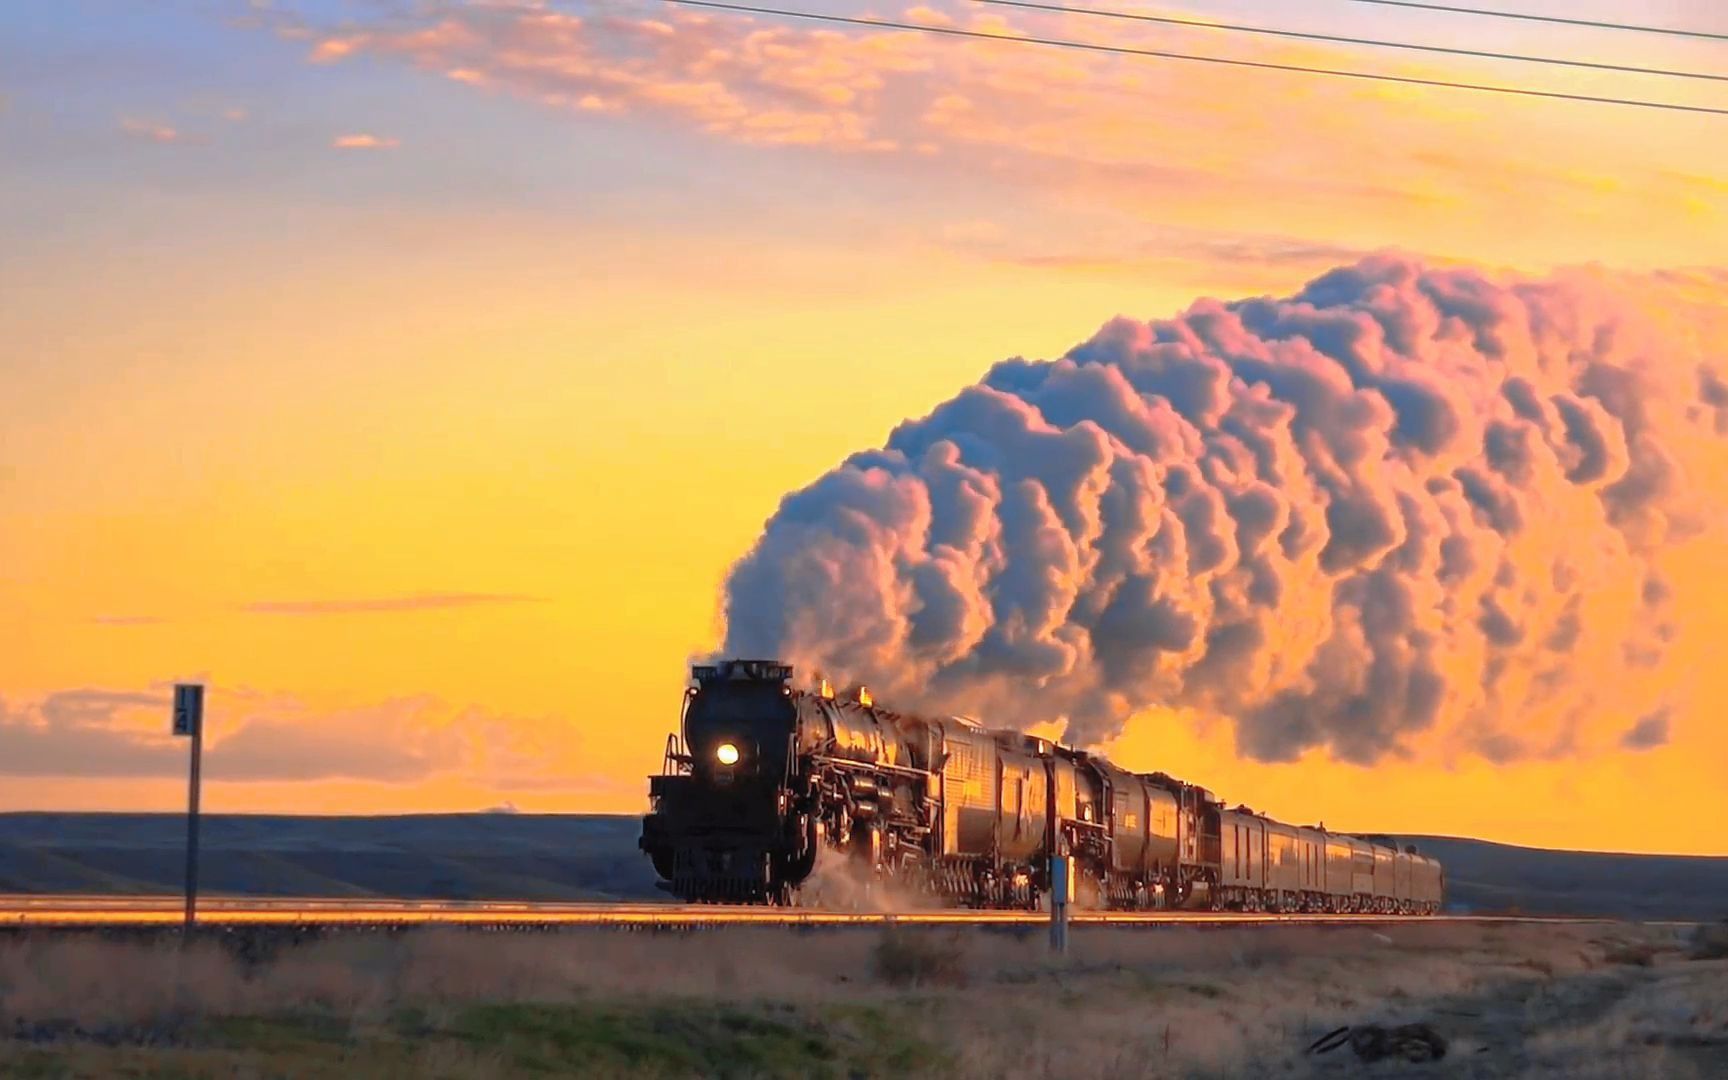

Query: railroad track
[{"left": 0, "top": 895, "right": 1599, "bottom": 929}]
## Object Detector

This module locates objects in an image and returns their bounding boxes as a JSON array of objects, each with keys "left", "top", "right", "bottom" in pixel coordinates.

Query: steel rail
[{"left": 0, "top": 897, "right": 1623, "bottom": 929}]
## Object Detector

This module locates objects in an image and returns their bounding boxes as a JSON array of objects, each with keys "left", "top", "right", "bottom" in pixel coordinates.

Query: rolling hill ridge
[{"left": 2, "top": 813, "right": 1723, "bottom": 919}]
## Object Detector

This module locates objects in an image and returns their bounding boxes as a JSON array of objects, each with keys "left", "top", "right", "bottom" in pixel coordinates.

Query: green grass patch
[
  {"left": 8, "top": 999, "right": 951, "bottom": 1078},
  {"left": 0, "top": 1050, "right": 72, "bottom": 1080},
  {"left": 445, "top": 995, "right": 905, "bottom": 1071},
  {"left": 817, "top": 1002, "right": 949, "bottom": 1075},
  {"left": 206, "top": 1014, "right": 356, "bottom": 1053}
]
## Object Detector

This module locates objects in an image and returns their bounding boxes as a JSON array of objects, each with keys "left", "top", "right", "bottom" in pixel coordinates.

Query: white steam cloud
[{"left": 721, "top": 256, "right": 1728, "bottom": 763}]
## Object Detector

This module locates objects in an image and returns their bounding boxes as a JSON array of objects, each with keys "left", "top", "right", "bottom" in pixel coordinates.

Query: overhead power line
[
  {"left": 972, "top": 0, "right": 1728, "bottom": 83},
  {"left": 656, "top": 0, "right": 1728, "bottom": 116},
  {"left": 1346, "top": 0, "right": 1728, "bottom": 44}
]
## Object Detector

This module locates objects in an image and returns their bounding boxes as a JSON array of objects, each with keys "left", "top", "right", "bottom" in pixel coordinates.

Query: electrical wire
[
  {"left": 971, "top": 0, "right": 1728, "bottom": 83},
  {"left": 1346, "top": 0, "right": 1728, "bottom": 44},
  {"left": 656, "top": 0, "right": 1728, "bottom": 116}
]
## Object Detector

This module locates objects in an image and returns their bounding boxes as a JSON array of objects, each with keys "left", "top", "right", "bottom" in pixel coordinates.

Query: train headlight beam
[{"left": 715, "top": 743, "right": 740, "bottom": 766}]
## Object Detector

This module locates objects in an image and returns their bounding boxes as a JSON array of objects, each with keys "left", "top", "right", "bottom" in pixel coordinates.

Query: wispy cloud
[
  {"left": 331, "top": 132, "right": 400, "bottom": 150},
  {"left": 263, "top": 2, "right": 1728, "bottom": 273},
  {"left": 274, "top": 5, "right": 1521, "bottom": 167},
  {"left": 0, "top": 686, "right": 581, "bottom": 787},
  {"left": 956, "top": 226, "right": 1372, "bottom": 277},
  {"left": 1620, "top": 708, "right": 1672, "bottom": 752},
  {"left": 118, "top": 116, "right": 188, "bottom": 144},
  {"left": 241, "top": 593, "right": 542, "bottom": 615},
  {"left": 89, "top": 615, "right": 166, "bottom": 627}
]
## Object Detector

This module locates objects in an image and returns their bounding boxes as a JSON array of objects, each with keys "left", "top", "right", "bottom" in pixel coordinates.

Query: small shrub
[
  {"left": 1601, "top": 941, "right": 1660, "bottom": 967},
  {"left": 870, "top": 930, "right": 967, "bottom": 989},
  {"left": 1688, "top": 921, "right": 1728, "bottom": 961}
]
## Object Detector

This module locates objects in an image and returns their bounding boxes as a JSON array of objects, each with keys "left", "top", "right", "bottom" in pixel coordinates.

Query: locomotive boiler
[{"left": 639, "top": 659, "right": 1443, "bottom": 912}]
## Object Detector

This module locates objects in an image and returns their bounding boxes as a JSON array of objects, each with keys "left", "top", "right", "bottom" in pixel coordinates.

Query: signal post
[
  {"left": 1049, "top": 854, "right": 1072, "bottom": 954},
  {"left": 172, "top": 684, "right": 205, "bottom": 933}
]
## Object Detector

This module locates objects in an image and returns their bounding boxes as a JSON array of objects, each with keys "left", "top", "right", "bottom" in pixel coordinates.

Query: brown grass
[
  {"left": 1, "top": 921, "right": 1722, "bottom": 1078},
  {"left": 870, "top": 929, "right": 970, "bottom": 989}
]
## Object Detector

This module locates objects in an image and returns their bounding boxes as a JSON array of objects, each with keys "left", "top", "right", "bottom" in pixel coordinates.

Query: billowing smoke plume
[{"left": 722, "top": 256, "right": 1728, "bottom": 763}]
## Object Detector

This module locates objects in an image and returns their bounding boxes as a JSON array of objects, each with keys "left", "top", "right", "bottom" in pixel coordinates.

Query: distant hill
[
  {"left": 1395, "top": 834, "right": 1728, "bottom": 921},
  {"left": 0, "top": 813, "right": 658, "bottom": 902},
  {"left": 1, "top": 814, "right": 1723, "bottom": 919}
]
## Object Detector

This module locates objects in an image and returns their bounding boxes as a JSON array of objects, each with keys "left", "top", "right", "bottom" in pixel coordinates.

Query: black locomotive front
[{"left": 639, "top": 660, "right": 814, "bottom": 902}]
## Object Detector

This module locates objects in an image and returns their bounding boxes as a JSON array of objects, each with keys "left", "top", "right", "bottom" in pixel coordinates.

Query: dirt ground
[{"left": 1, "top": 920, "right": 1724, "bottom": 1078}]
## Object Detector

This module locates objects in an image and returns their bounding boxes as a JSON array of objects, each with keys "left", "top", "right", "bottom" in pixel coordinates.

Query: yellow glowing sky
[{"left": 2, "top": 1, "right": 1725, "bottom": 851}]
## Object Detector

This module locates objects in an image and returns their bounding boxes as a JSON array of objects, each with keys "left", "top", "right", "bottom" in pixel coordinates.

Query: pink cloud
[
  {"left": 331, "top": 132, "right": 401, "bottom": 149},
  {"left": 275, "top": 4, "right": 1568, "bottom": 182},
  {"left": 298, "top": 8, "right": 927, "bottom": 152},
  {"left": 264, "top": 2, "right": 1727, "bottom": 271},
  {"left": 119, "top": 117, "right": 187, "bottom": 144},
  {"left": 0, "top": 685, "right": 586, "bottom": 789}
]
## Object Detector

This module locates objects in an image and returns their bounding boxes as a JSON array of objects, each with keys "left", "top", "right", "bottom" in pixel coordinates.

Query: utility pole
[{"left": 172, "top": 684, "right": 205, "bottom": 934}]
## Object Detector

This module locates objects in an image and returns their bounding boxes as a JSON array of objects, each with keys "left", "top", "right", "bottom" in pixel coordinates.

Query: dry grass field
[{"left": 2, "top": 920, "right": 1724, "bottom": 1078}]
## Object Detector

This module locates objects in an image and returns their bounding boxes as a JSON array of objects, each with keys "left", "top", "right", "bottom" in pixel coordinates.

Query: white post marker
[{"left": 172, "top": 684, "right": 204, "bottom": 932}]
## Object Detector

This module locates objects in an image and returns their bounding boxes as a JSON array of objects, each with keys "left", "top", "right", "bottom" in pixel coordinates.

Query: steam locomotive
[{"left": 639, "top": 659, "right": 1443, "bottom": 912}]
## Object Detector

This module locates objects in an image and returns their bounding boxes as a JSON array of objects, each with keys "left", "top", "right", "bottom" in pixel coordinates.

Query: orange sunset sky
[{"left": 2, "top": 0, "right": 1726, "bottom": 852}]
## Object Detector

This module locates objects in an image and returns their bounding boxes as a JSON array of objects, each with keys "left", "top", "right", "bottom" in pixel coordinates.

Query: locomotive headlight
[{"left": 715, "top": 742, "right": 740, "bottom": 766}]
